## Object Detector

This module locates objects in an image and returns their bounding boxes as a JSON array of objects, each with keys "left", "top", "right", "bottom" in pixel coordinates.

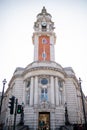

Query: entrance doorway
[{"left": 38, "top": 112, "right": 50, "bottom": 130}]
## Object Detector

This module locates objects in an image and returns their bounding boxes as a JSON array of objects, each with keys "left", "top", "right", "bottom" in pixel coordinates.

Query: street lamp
[
  {"left": 0, "top": 79, "right": 7, "bottom": 114},
  {"left": 79, "top": 78, "right": 87, "bottom": 129}
]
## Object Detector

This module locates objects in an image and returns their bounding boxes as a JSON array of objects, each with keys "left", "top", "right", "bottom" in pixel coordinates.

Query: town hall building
[{"left": 0, "top": 7, "right": 86, "bottom": 130}]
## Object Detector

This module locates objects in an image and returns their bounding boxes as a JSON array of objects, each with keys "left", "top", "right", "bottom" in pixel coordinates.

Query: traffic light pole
[
  {"left": 9, "top": 96, "right": 15, "bottom": 114},
  {"left": 13, "top": 98, "right": 18, "bottom": 130}
]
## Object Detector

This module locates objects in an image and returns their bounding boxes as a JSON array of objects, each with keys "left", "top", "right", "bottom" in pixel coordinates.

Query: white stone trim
[
  {"left": 34, "top": 76, "right": 38, "bottom": 107},
  {"left": 55, "top": 77, "right": 59, "bottom": 106},
  {"left": 50, "top": 76, "right": 55, "bottom": 107},
  {"left": 30, "top": 77, "right": 34, "bottom": 106},
  {"left": 50, "top": 35, "right": 55, "bottom": 61}
]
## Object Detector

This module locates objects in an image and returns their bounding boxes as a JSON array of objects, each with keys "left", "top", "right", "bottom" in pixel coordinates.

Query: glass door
[{"left": 38, "top": 112, "right": 50, "bottom": 130}]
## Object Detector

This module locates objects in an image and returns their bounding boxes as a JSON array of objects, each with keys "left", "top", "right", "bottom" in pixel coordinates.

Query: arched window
[{"left": 41, "top": 22, "right": 47, "bottom": 31}]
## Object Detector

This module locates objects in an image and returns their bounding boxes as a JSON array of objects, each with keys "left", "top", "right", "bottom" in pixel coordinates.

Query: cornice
[
  {"left": 65, "top": 74, "right": 79, "bottom": 85},
  {"left": 32, "top": 32, "right": 56, "bottom": 37},
  {"left": 7, "top": 61, "right": 78, "bottom": 92},
  {"left": 22, "top": 65, "right": 66, "bottom": 77},
  {"left": 23, "top": 61, "right": 66, "bottom": 76}
]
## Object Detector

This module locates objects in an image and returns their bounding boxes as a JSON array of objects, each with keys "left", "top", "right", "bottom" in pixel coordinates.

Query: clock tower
[
  {"left": 32, "top": 7, "right": 56, "bottom": 61},
  {"left": 1, "top": 6, "right": 85, "bottom": 130}
]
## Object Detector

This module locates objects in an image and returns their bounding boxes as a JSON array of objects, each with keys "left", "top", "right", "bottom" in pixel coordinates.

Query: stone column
[
  {"left": 55, "top": 77, "right": 59, "bottom": 106},
  {"left": 63, "top": 81, "right": 66, "bottom": 104},
  {"left": 23, "top": 81, "right": 26, "bottom": 104},
  {"left": 30, "top": 77, "right": 34, "bottom": 106},
  {"left": 50, "top": 76, "right": 55, "bottom": 107},
  {"left": 50, "top": 112, "right": 56, "bottom": 130},
  {"left": 34, "top": 76, "right": 38, "bottom": 107}
]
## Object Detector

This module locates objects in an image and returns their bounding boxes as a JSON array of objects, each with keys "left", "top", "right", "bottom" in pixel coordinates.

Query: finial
[{"left": 42, "top": 6, "right": 47, "bottom": 14}]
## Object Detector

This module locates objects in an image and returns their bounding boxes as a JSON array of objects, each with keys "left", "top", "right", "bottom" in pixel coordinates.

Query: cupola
[{"left": 34, "top": 6, "right": 55, "bottom": 32}]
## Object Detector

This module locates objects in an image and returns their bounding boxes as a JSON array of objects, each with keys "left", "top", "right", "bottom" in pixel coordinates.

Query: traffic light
[
  {"left": 8, "top": 96, "right": 15, "bottom": 114},
  {"left": 17, "top": 105, "right": 22, "bottom": 114}
]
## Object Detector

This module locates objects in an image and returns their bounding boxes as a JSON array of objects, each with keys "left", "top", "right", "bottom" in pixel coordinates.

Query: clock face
[
  {"left": 41, "top": 78, "right": 48, "bottom": 85},
  {"left": 42, "top": 22, "right": 47, "bottom": 26}
]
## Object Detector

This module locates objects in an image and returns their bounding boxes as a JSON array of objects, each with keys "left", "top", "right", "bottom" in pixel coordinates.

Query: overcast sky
[{"left": 0, "top": 0, "right": 87, "bottom": 95}]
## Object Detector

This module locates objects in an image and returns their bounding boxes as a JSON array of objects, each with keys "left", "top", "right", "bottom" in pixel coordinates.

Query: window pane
[
  {"left": 26, "top": 80, "right": 30, "bottom": 88},
  {"left": 45, "top": 94, "right": 48, "bottom": 101},
  {"left": 58, "top": 80, "right": 63, "bottom": 87},
  {"left": 42, "top": 52, "right": 46, "bottom": 58},
  {"left": 45, "top": 88, "right": 47, "bottom": 93},
  {"left": 41, "top": 88, "right": 48, "bottom": 102},
  {"left": 41, "top": 78, "right": 48, "bottom": 85},
  {"left": 41, "top": 89, "right": 44, "bottom": 93}
]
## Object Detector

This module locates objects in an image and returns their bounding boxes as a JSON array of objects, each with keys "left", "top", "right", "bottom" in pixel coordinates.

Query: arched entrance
[{"left": 38, "top": 112, "right": 50, "bottom": 130}]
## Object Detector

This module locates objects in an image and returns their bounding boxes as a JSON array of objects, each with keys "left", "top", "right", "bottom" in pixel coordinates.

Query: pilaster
[
  {"left": 50, "top": 76, "right": 55, "bottom": 107},
  {"left": 30, "top": 77, "right": 34, "bottom": 106},
  {"left": 55, "top": 77, "right": 59, "bottom": 106},
  {"left": 34, "top": 76, "right": 38, "bottom": 107},
  {"left": 63, "top": 81, "right": 66, "bottom": 104},
  {"left": 23, "top": 81, "right": 26, "bottom": 104},
  {"left": 34, "top": 35, "right": 38, "bottom": 61},
  {"left": 50, "top": 35, "right": 55, "bottom": 61}
]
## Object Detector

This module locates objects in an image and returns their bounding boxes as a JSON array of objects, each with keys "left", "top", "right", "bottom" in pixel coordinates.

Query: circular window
[
  {"left": 42, "top": 38, "right": 47, "bottom": 44},
  {"left": 41, "top": 78, "right": 48, "bottom": 85}
]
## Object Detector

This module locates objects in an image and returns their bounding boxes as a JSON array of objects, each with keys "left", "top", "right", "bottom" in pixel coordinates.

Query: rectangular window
[
  {"left": 26, "top": 91, "right": 30, "bottom": 105},
  {"left": 41, "top": 88, "right": 48, "bottom": 102}
]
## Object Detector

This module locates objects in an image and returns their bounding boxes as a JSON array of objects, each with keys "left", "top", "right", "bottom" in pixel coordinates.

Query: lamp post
[
  {"left": 79, "top": 78, "right": 87, "bottom": 129},
  {"left": 0, "top": 79, "right": 7, "bottom": 114}
]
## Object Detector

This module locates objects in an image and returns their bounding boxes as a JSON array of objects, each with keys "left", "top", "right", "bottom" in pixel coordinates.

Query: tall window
[
  {"left": 25, "top": 80, "right": 31, "bottom": 105},
  {"left": 26, "top": 80, "right": 31, "bottom": 88},
  {"left": 41, "top": 88, "right": 48, "bottom": 102},
  {"left": 58, "top": 80, "right": 63, "bottom": 88},
  {"left": 42, "top": 52, "right": 47, "bottom": 59},
  {"left": 58, "top": 80, "right": 63, "bottom": 105},
  {"left": 26, "top": 90, "right": 30, "bottom": 105}
]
